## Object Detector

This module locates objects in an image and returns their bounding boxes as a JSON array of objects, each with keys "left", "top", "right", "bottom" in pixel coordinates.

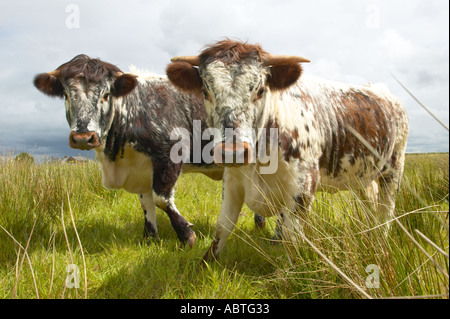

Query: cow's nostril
[{"left": 69, "top": 131, "right": 100, "bottom": 150}]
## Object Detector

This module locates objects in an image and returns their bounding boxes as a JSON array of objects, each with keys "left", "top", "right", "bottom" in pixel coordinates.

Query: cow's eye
[
  {"left": 102, "top": 92, "right": 110, "bottom": 102},
  {"left": 256, "top": 87, "right": 266, "bottom": 99},
  {"left": 202, "top": 89, "right": 209, "bottom": 100}
]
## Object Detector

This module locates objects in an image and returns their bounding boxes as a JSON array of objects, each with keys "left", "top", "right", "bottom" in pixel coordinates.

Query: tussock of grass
[{"left": 0, "top": 153, "right": 448, "bottom": 298}]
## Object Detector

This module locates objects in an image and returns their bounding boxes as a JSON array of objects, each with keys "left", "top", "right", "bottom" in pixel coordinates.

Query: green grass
[{"left": 0, "top": 153, "right": 448, "bottom": 299}]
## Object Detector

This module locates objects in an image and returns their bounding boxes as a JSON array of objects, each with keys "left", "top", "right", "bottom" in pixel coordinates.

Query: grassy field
[{"left": 0, "top": 153, "right": 448, "bottom": 299}]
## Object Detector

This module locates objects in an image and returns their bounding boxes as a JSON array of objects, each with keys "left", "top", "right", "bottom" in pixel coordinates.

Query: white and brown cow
[
  {"left": 33, "top": 54, "right": 229, "bottom": 246},
  {"left": 167, "top": 39, "right": 409, "bottom": 261}
]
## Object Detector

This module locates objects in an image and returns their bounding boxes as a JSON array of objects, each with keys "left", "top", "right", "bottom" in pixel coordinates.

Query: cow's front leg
[
  {"left": 139, "top": 192, "right": 158, "bottom": 239},
  {"left": 153, "top": 190, "right": 196, "bottom": 247},
  {"left": 152, "top": 162, "right": 196, "bottom": 247},
  {"left": 283, "top": 193, "right": 315, "bottom": 242},
  {"left": 203, "top": 171, "right": 244, "bottom": 262}
]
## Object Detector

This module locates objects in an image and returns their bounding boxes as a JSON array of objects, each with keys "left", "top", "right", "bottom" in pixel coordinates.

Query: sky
[{"left": 0, "top": 0, "right": 448, "bottom": 161}]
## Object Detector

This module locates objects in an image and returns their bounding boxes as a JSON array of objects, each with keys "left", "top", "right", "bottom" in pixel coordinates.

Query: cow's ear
[
  {"left": 166, "top": 62, "right": 203, "bottom": 94},
  {"left": 33, "top": 73, "right": 64, "bottom": 98},
  {"left": 267, "top": 63, "right": 303, "bottom": 91},
  {"left": 113, "top": 73, "right": 138, "bottom": 97}
]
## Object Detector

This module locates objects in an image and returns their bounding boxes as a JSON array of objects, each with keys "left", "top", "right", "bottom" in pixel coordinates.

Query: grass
[{"left": 0, "top": 153, "right": 448, "bottom": 299}]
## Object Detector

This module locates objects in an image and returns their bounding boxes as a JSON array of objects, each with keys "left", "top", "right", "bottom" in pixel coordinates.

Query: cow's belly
[
  {"left": 95, "top": 146, "right": 153, "bottom": 194},
  {"left": 318, "top": 155, "right": 383, "bottom": 193},
  {"left": 235, "top": 152, "right": 384, "bottom": 216},
  {"left": 182, "top": 164, "right": 224, "bottom": 181},
  {"left": 239, "top": 162, "right": 300, "bottom": 217}
]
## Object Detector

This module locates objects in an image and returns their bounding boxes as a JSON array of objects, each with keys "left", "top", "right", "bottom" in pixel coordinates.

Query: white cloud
[
  {"left": 0, "top": 0, "right": 448, "bottom": 157},
  {"left": 379, "top": 29, "right": 415, "bottom": 60}
]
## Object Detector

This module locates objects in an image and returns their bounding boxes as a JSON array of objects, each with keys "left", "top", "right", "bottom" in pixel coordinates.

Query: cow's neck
[
  {"left": 260, "top": 87, "right": 325, "bottom": 164},
  {"left": 101, "top": 80, "right": 150, "bottom": 161}
]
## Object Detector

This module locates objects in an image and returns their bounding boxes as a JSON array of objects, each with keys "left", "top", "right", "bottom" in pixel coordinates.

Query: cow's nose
[
  {"left": 213, "top": 142, "right": 254, "bottom": 166},
  {"left": 69, "top": 131, "right": 101, "bottom": 150}
]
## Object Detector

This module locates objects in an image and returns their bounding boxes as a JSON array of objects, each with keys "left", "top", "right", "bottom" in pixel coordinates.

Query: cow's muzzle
[
  {"left": 213, "top": 141, "right": 255, "bottom": 167},
  {"left": 69, "top": 131, "right": 101, "bottom": 150}
]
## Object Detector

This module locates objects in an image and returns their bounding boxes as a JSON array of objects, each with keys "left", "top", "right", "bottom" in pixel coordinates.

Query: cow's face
[
  {"left": 200, "top": 59, "right": 269, "bottom": 165},
  {"left": 166, "top": 40, "right": 309, "bottom": 166},
  {"left": 34, "top": 55, "right": 137, "bottom": 150}
]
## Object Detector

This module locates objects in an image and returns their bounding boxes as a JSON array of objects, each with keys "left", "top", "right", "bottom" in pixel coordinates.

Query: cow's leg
[
  {"left": 152, "top": 190, "right": 196, "bottom": 247},
  {"left": 280, "top": 193, "right": 314, "bottom": 243},
  {"left": 378, "top": 170, "right": 402, "bottom": 234},
  {"left": 279, "top": 210, "right": 303, "bottom": 243},
  {"left": 203, "top": 171, "right": 244, "bottom": 262},
  {"left": 378, "top": 174, "right": 397, "bottom": 234},
  {"left": 362, "top": 180, "right": 379, "bottom": 204},
  {"left": 378, "top": 150, "right": 405, "bottom": 234},
  {"left": 254, "top": 214, "right": 266, "bottom": 229},
  {"left": 280, "top": 165, "right": 318, "bottom": 242},
  {"left": 139, "top": 192, "right": 158, "bottom": 239},
  {"left": 356, "top": 179, "right": 380, "bottom": 216},
  {"left": 152, "top": 162, "right": 196, "bottom": 247},
  {"left": 272, "top": 216, "right": 284, "bottom": 241}
]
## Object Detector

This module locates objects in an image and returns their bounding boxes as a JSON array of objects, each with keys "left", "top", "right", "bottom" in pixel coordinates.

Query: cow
[
  {"left": 33, "top": 54, "right": 229, "bottom": 247},
  {"left": 166, "top": 39, "right": 409, "bottom": 261}
]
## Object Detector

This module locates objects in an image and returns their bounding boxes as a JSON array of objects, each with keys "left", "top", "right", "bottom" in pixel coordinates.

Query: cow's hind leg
[
  {"left": 280, "top": 194, "right": 314, "bottom": 244},
  {"left": 378, "top": 174, "right": 397, "bottom": 234},
  {"left": 356, "top": 179, "right": 380, "bottom": 217},
  {"left": 139, "top": 192, "right": 158, "bottom": 239},
  {"left": 254, "top": 214, "right": 266, "bottom": 229},
  {"left": 272, "top": 217, "right": 283, "bottom": 241},
  {"left": 362, "top": 180, "right": 379, "bottom": 204},
  {"left": 378, "top": 150, "right": 406, "bottom": 235},
  {"left": 378, "top": 170, "right": 402, "bottom": 234}
]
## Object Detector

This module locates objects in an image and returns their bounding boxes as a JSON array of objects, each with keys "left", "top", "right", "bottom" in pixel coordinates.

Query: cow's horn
[
  {"left": 47, "top": 70, "right": 61, "bottom": 77},
  {"left": 170, "top": 56, "right": 200, "bottom": 66},
  {"left": 265, "top": 55, "right": 311, "bottom": 66}
]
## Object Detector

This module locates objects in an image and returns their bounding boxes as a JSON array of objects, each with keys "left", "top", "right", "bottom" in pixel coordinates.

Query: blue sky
[{"left": 0, "top": 0, "right": 448, "bottom": 160}]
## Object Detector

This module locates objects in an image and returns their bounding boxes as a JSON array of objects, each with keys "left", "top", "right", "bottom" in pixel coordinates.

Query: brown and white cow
[
  {"left": 166, "top": 39, "right": 409, "bottom": 261},
  {"left": 33, "top": 54, "right": 229, "bottom": 246}
]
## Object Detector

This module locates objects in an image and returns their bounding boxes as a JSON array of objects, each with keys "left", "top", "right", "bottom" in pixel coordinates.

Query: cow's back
[{"left": 281, "top": 76, "right": 408, "bottom": 192}]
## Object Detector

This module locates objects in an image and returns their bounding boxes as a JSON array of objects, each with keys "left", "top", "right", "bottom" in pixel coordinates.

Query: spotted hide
[
  {"left": 167, "top": 39, "right": 409, "bottom": 261},
  {"left": 33, "top": 54, "right": 228, "bottom": 246}
]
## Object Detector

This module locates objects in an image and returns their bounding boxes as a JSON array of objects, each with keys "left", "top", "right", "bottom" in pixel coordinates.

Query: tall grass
[
  {"left": 268, "top": 153, "right": 449, "bottom": 298},
  {"left": 0, "top": 153, "right": 448, "bottom": 298}
]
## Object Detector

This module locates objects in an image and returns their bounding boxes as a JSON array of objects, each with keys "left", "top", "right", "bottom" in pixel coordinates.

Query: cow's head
[
  {"left": 34, "top": 54, "right": 138, "bottom": 151},
  {"left": 166, "top": 40, "right": 310, "bottom": 166}
]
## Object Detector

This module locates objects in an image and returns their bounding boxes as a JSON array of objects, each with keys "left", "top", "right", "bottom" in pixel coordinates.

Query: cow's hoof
[
  {"left": 202, "top": 248, "right": 214, "bottom": 264},
  {"left": 254, "top": 214, "right": 266, "bottom": 229},
  {"left": 269, "top": 229, "right": 282, "bottom": 245},
  {"left": 143, "top": 223, "right": 158, "bottom": 240},
  {"left": 186, "top": 230, "right": 197, "bottom": 248},
  {"left": 201, "top": 238, "right": 219, "bottom": 266}
]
